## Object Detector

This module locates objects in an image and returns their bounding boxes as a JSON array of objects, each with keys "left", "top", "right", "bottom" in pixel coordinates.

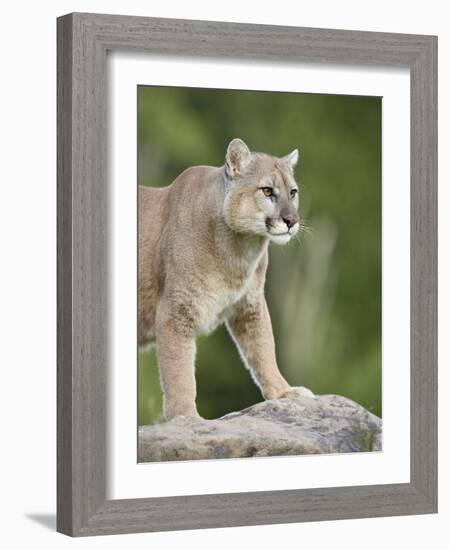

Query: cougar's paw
[
  {"left": 169, "top": 413, "right": 204, "bottom": 427},
  {"left": 165, "top": 408, "right": 202, "bottom": 422},
  {"left": 280, "top": 386, "right": 316, "bottom": 399}
]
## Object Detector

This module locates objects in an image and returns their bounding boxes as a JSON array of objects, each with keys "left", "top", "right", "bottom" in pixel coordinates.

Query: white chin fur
[{"left": 267, "top": 233, "right": 292, "bottom": 245}]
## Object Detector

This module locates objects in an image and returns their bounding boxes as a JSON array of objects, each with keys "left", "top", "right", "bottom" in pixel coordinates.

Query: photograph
[{"left": 137, "top": 85, "right": 382, "bottom": 462}]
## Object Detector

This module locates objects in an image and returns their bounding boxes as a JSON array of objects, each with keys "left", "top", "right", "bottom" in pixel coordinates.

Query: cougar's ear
[
  {"left": 225, "top": 138, "right": 251, "bottom": 177},
  {"left": 282, "top": 149, "right": 299, "bottom": 170}
]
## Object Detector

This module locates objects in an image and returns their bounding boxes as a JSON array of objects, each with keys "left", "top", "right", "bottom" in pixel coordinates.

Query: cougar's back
[{"left": 138, "top": 185, "right": 169, "bottom": 345}]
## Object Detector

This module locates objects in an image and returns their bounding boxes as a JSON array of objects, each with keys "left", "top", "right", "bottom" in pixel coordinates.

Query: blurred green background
[{"left": 138, "top": 86, "right": 381, "bottom": 425}]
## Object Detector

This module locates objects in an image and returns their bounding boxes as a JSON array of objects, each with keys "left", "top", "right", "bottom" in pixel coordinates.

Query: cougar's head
[{"left": 222, "top": 138, "right": 300, "bottom": 245}]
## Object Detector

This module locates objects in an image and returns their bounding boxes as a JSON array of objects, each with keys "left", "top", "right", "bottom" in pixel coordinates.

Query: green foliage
[{"left": 138, "top": 86, "right": 382, "bottom": 424}]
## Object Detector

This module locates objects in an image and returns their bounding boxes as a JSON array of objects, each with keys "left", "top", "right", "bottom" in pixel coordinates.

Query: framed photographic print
[{"left": 57, "top": 12, "right": 437, "bottom": 536}]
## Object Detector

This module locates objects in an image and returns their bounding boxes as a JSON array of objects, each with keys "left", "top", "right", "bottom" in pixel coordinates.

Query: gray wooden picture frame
[{"left": 57, "top": 12, "right": 438, "bottom": 537}]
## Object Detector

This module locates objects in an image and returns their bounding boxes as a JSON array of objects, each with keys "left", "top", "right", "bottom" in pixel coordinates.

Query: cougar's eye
[
  {"left": 290, "top": 189, "right": 298, "bottom": 199},
  {"left": 261, "top": 187, "right": 274, "bottom": 197}
]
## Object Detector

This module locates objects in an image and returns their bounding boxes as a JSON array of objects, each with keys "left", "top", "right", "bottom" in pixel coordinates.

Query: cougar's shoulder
[{"left": 166, "top": 165, "right": 224, "bottom": 206}]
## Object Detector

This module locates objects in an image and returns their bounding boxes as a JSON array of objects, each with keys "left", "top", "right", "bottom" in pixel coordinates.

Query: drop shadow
[{"left": 25, "top": 513, "right": 56, "bottom": 531}]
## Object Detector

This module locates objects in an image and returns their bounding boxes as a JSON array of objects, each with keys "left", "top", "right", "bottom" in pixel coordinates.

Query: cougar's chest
[
  {"left": 196, "top": 254, "right": 260, "bottom": 335},
  {"left": 196, "top": 282, "right": 249, "bottom": 335}
]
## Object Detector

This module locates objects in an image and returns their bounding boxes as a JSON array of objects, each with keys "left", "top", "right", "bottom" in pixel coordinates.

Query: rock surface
[{"left": 138, "top": 394, "right": 382, "bottom": 462}]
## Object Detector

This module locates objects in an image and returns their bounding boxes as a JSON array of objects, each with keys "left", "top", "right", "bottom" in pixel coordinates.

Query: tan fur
[{"left": 139, "top": 138, "right": 313, "bottom": 420}]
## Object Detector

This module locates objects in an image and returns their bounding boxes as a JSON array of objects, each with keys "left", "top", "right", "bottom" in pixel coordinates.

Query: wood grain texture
[
  {"left": 57, "top": 12, "right": 438, "bottom": 536},
  {"left": 409, "top": 36, "right": 438, "bottom": 509},
  {"left": 57, "top": 13, "right": 74, "bottom": 536}
]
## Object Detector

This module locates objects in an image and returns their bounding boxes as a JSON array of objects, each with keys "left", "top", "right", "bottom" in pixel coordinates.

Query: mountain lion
[{"left": 139, "top": 138, "right": 314, "bottom": 420}]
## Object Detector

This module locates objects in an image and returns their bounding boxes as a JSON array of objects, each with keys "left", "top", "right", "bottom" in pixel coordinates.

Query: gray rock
[{"left": 138, "top": 394, "right": 382, "bottom": 462}]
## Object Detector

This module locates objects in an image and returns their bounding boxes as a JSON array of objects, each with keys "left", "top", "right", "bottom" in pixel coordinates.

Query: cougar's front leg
[
  {"left": 226, "top": 295, "right": 291, "bottom": 400},
  {"left": 155, "top": 299, "right": 199, "bottom": 420}
]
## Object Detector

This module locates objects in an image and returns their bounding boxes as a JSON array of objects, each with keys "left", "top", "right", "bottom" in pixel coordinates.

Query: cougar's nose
[{"left": 282, "top": 215, "right": 299, "bottom": 229}]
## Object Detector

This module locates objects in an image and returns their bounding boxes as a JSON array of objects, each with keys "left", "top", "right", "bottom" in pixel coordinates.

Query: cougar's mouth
[{"left": 265, "top": 219, "right": 296, "bottom": 237}]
